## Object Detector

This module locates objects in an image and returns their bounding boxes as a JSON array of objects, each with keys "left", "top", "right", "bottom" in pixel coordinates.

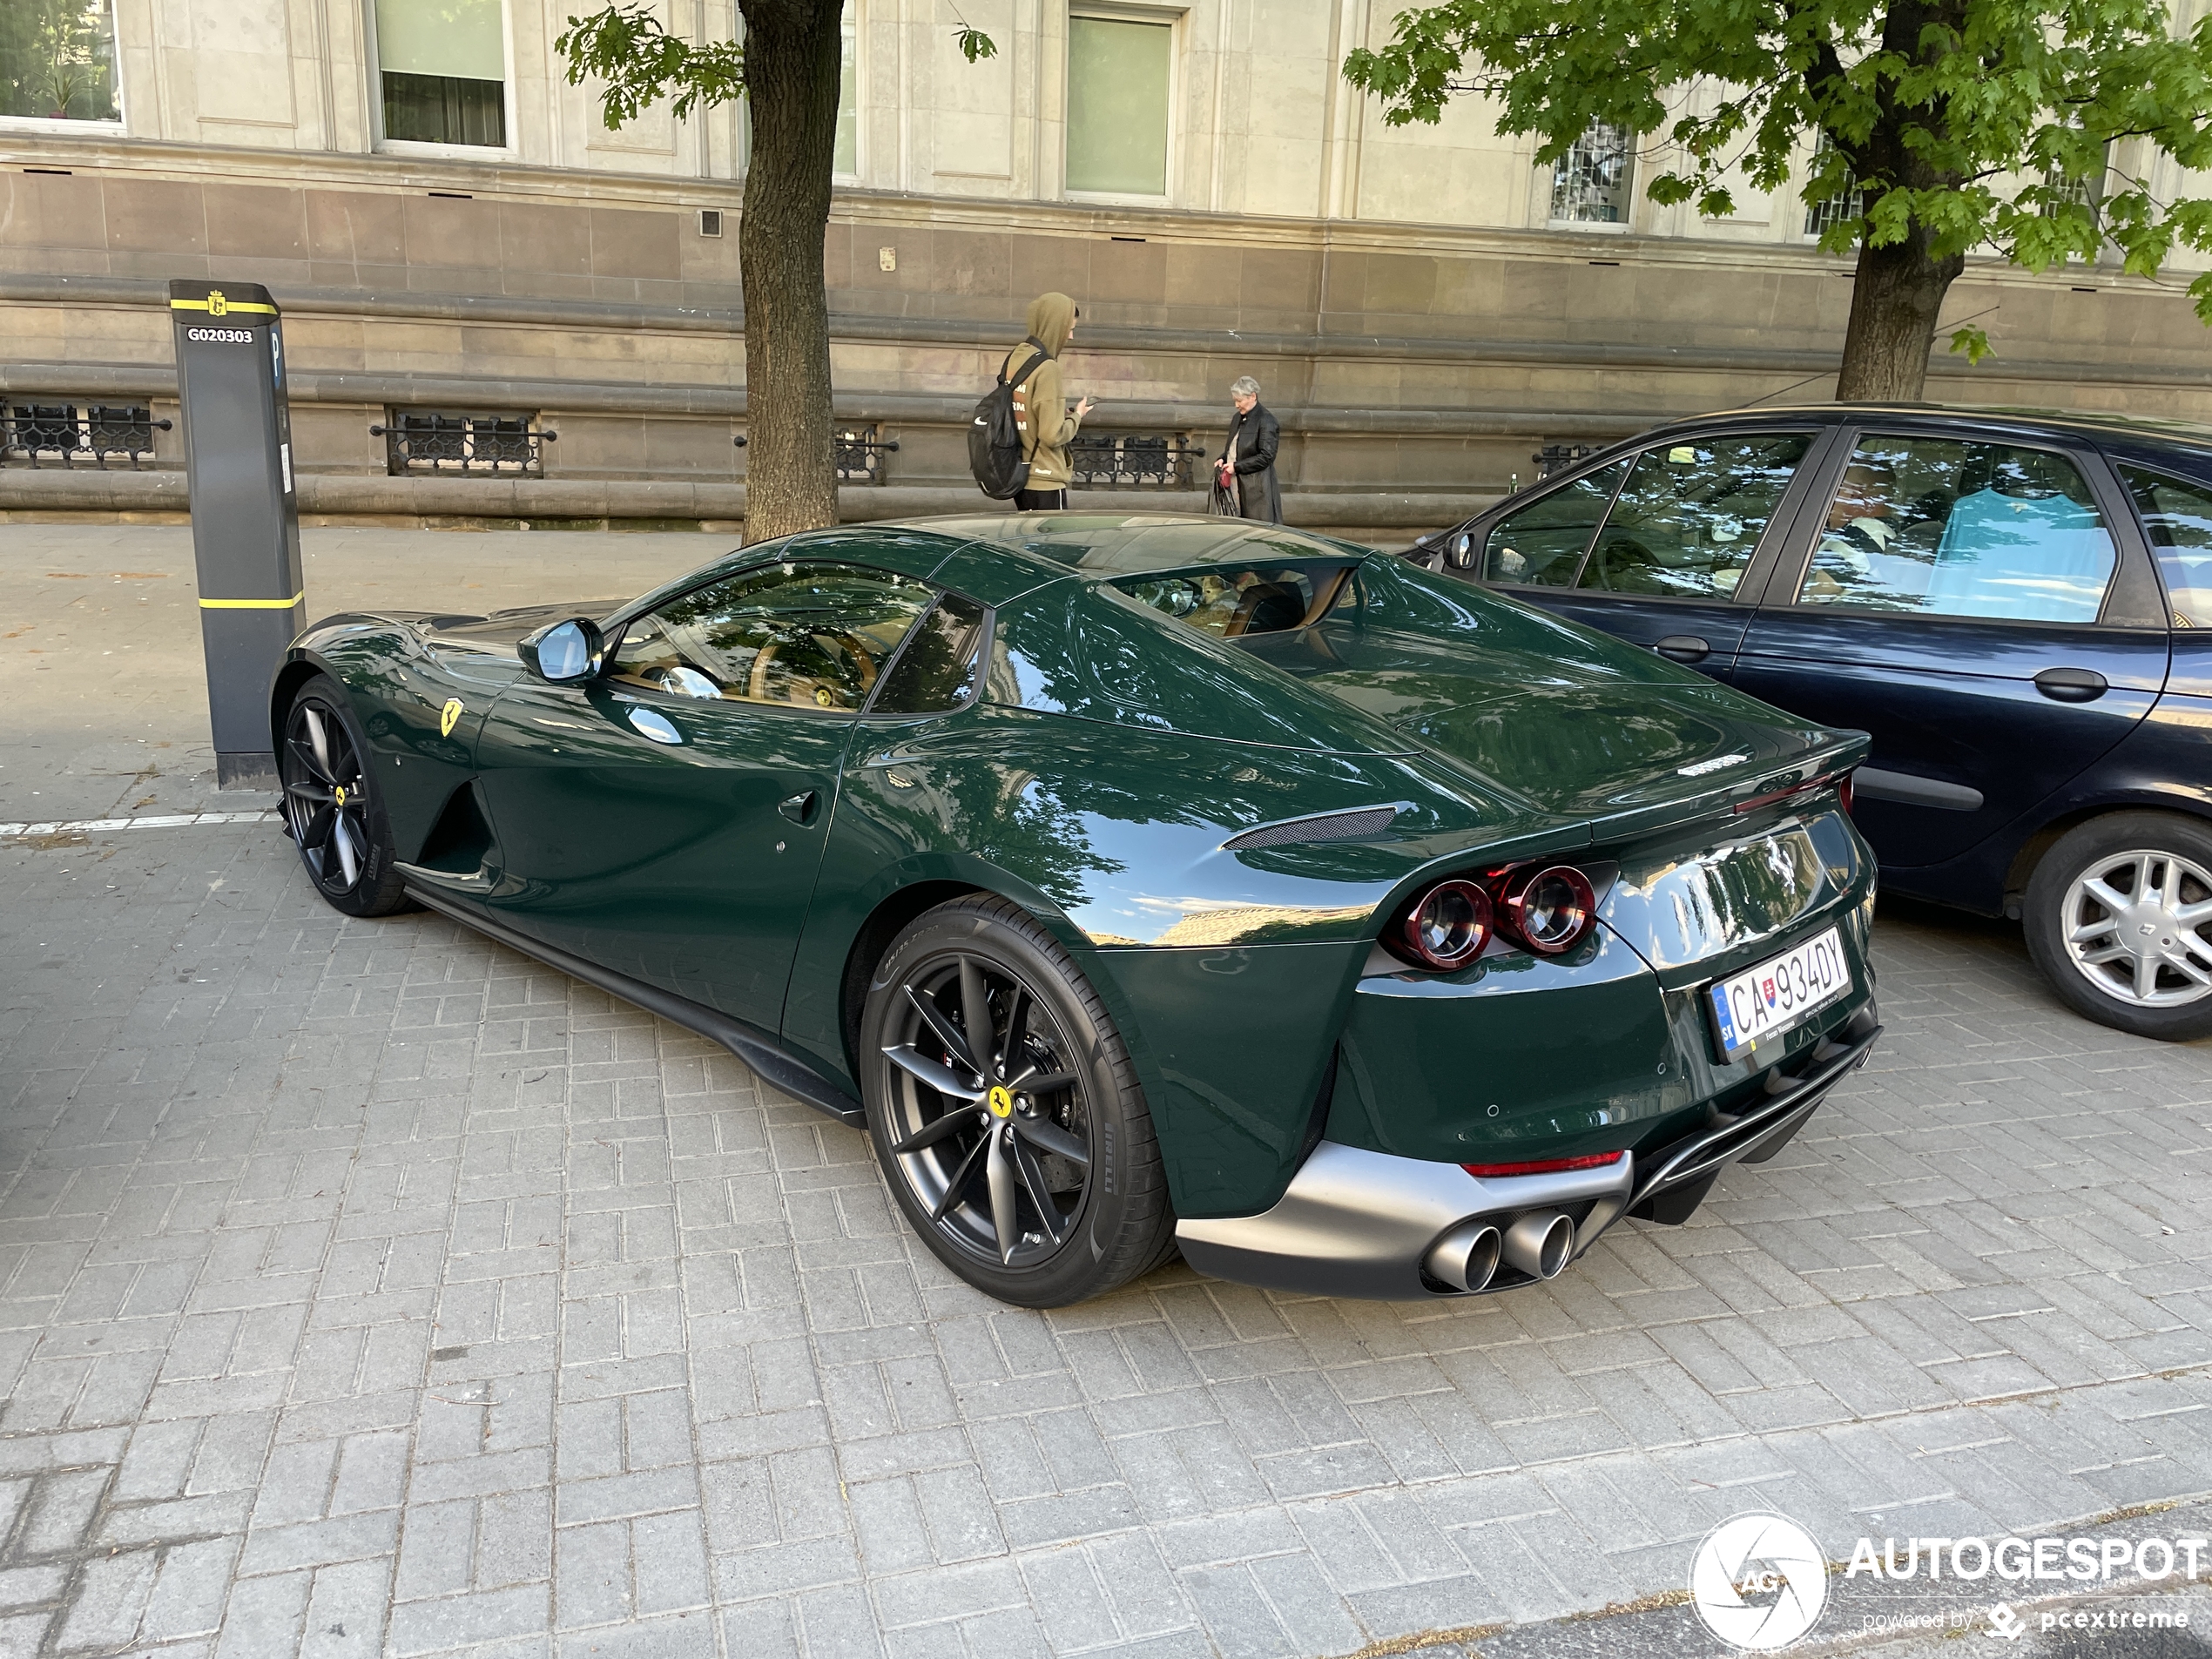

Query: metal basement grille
[
  {"left": 2, "top": 401, "right": 169, "bottom": 468},
  {"left": 1222, "top": 806, "right": 1400, "bottom": 851}
]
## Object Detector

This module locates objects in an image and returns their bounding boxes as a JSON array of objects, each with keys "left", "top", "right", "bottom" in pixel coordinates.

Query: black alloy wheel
[
  {"left": 860, "top": 895, "right": 1176, "bottom": 1306},
  {"left": 280, "top": 676, "right": 412, "bottom": 917}
]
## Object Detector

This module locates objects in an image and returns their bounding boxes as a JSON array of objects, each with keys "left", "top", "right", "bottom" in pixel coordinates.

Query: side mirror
[
  {"left": 519, "top": 617, "right": 604, "bottom": 684},
  {"left": 1451, "top": 532, "right": 1474, "bottom": 569}
]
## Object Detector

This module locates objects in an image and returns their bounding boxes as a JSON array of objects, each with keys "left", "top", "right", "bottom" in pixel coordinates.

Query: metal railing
[
  {"left": 834, "top": 425, "right": 898, "bottom": 484},
  {"left": 1069, "top": 433, "right": 1202, "bottom": 489},
  {"left": 370, "top": 412, "right": 554, "bottom": 475},
  {"left": 1, "top": 402, "right": 170, "bottom": 468}
]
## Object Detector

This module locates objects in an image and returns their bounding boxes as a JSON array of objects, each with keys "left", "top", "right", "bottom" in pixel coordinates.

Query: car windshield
[{"left": 1116, "top": 561, "right": 1352, "bottom": 638}]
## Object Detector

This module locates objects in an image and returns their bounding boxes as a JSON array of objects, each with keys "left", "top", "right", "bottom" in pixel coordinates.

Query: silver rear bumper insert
[
  {"left": 1175, "top": 1143, "right": 1634, "bottom": 1301},
  {"left": 1177, "top": 1006, "right": 1879, "bottom": 1302}
]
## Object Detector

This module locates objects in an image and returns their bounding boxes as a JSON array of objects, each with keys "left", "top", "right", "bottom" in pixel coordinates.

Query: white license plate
[{"left": 1705, "top": 926, "right": 1852, "bottom": 1062}]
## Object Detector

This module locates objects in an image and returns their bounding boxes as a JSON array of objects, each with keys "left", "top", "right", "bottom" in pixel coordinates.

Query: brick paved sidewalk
[{"left": 3, "top": 817, "right": 2209, "bottom": 1659}]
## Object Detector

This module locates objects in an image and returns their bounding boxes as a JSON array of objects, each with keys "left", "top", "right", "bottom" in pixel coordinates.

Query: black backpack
[{"left": 968, "top": 339, "right": 1050, "bottom": 500}]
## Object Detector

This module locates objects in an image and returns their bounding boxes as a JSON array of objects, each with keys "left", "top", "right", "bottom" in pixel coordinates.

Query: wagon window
[
  {"left": 1576, "top": 434, "right": 1812, "bottom": 599},
  {"left": 1478, "top": 460, "right": 1627, "bottom": 586},
  {"left": 2117, "top": 464, "right": 2212, "bottom": 629},
  {"left": 1797, "top": 436, "right": 2118, "bottom": 622},
  {"left": 607, "top": 561, "right": 935, "bottom": 712}
]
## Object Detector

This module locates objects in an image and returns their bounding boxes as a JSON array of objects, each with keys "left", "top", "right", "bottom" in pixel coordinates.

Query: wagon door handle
[
  {"left": 778, "top": 789, "right": 819, "bottom": 825},
  {"left": 1654, "top": 635, "right": 1711, "bottom": 664},
  {"left": 2033, "top": 667, "right": 2107, "bottom": 703}
]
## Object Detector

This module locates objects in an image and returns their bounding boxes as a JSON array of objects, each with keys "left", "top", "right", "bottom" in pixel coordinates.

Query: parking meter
[{"left": 169, "top": 279, "right": 303, "bottom": 791}]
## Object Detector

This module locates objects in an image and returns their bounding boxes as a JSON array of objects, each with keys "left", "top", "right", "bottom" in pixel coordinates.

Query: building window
[
  {"left": 834, "top": 13, "right": 858, "bottom": 177},
  {"left": 0, "top": 0, "right": 121, "bottom": 123},
  {"left": 1069, "top": 432, "right": 1200, "bottom": 488},
  {"left": 834, "top": 424, "right": 897, "bottom": 484},
  {"left": 1066, "top": 13, "right": 1172, "bottom": 197},
  {"left": 1802, "top": 132, "right": 1863, "bottom": 239},
  {"left": 374, "top": 0, "right": 506, "bottom": 147},
  {"left": 2, "top": 401, "right": 167, "bottom": 468},
  {"left": 1549, "top": 124, "right": 1631, "bottom": 225},
  {"left": 374, "top": 411, "right": 550, "bottom": 475}
]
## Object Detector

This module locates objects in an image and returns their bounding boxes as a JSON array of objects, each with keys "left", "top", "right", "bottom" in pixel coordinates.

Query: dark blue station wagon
[{"left": 1414, "top": 403, "right": 2212, "bottom": 1042}]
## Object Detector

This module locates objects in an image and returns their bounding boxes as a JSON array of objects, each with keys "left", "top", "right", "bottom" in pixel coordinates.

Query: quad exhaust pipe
[
  {"left": 1501, "top": 1210, "right": 1575, "bottom": 1279},
  {"left": 1424, "top": 1219, "right": 1502, "bottom": 1292},
  {"left": 1424, "top": 1208, "right": 1576, "bottom": 1291}
]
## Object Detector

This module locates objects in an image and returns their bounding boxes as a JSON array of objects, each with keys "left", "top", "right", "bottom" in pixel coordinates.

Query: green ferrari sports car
[{"left": 272, "top": 514, "right": 1880, "bottom": 1307}]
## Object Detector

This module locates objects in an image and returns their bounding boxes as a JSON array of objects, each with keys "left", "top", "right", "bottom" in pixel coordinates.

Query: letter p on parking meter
[{"left": 169, "top": 279, "right": 302, "bottom": 790}]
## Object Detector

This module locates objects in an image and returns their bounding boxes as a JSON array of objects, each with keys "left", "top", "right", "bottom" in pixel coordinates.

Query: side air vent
[{"left": 1222, "top": 805, "right": 1399, "bottom": 852}]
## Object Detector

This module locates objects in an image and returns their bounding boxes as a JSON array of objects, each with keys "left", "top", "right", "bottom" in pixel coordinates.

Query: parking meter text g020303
[{"left": 169, "top": 279, "right": 303, "bottom": 791}]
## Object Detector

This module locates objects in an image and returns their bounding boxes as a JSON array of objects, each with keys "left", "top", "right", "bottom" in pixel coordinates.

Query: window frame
[
  {"left": 1546, "top": 122, "right": 1635, "bottom": 231},
  {"left": 367, "top": 0, "right": 518, "bottom": 158},
  {"left": 1062, "top": 3, "right": 1183, "bottom": 206},
  {"left": 1764, "top": 423, "right": 2167, "bottom": 631},
  {"left": 833, "top": 3, "right": 862, "bottom": 184},
  {"left": 0, "top": 0, "right": 125, "bottom": 132},
  {"left": 599, "top": 557, "right": 990, "bottom": 723}
]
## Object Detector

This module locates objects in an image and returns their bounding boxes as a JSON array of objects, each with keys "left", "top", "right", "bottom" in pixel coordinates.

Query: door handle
[
  {"left": 2033, "top": 667, "right": 2107, "bottom": 703},
  {"left": 1653, "top": 635, "right": 1711, "bottom": 664},
  {"left": 777, "top": 790, "right": 819, "bottom": 825}
]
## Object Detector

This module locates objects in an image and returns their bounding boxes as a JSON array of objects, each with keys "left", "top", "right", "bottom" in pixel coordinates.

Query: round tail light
[
  {"left": 1393, "top": 878, "right": 1493, "bottom": 971},
  {"left": 1838, "top": 771, "right": 1856, "bottom": 815},
  {"left": 1499, "top": 865, "right": 1597, "bottom": 955}
]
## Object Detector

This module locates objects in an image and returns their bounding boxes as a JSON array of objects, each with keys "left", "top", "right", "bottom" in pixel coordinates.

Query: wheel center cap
[
  {"left": 987, "top": 1084, "right": 1013, "bottom": 1119},
  {"left": 333, "top": 785, "right": 346, "bottom": 807},
  {"left": 2121, "top": 901, "right": 2175, "bottom": 954}
]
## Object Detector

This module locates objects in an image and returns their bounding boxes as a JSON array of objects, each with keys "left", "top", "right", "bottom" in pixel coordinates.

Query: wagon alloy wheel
[
  {"left": 284, "top": 700, "right": 374, "bottom": 895},
  {"left": 881, "top": 953, "right": 1093, "bottom": 1269},
  {"left": 278, "top": 676, "right": 415, "bottom": 919},
  {"left": 2060, "top": 849, "right": 2212, "bottom": 1008},
  {"left": 860, "top": 894, "right": 1176, "bottom": 1307},
  {"left": 2025, "top": 813, "right": 2212, "bottom": 1042}
]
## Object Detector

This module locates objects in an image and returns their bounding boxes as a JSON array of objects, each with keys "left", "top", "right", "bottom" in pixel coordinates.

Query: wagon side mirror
[{"left": 519, "top": 617, "right": 605, "bottom": 684}]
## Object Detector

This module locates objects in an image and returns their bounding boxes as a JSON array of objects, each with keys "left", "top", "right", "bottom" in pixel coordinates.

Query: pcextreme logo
[{"left": 1689, "top": 1513, "right": 1830, "bottom": 1650}]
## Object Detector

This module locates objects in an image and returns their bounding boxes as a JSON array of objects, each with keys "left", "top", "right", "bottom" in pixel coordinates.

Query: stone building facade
[{"left": 4, "top": 0, "right": 2210, "bottom": 536}]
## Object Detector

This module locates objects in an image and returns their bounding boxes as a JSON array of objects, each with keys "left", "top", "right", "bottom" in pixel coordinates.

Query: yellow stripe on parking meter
[{"left": 198, "top": 592, "right": 305, "bottom": 609}]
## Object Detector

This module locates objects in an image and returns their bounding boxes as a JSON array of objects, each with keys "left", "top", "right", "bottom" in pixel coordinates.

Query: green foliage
[
  {"left": 556, "top": 3, "right": 996, "bottom": 125},
  {"left": 556, "top": 4, "right": 745, "bottom": 127},
  {"left": 1343, "top": 0, "right": 2212, "bottom": 329},
  {"left": 0, "top": 0, "right": 118, "bottom": 121}
]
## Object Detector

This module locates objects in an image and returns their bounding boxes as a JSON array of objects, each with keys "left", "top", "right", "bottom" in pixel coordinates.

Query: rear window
[
  {"left": 1117, "top": 561, "right": 1352, "bottom": 638},
  {"left": 2118, "top": 463, "right": 2212, "bottom": 629}
]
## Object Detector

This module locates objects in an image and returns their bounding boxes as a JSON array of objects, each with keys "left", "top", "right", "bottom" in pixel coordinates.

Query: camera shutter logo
[{"left": 1689, "top": 1513, "right": 1829, "bottom": 1650}]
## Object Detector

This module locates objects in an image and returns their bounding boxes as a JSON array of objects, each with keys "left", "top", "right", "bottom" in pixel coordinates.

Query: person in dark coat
[{"left": 1213, "top": 376, "right": 1282, "bottom": 523}]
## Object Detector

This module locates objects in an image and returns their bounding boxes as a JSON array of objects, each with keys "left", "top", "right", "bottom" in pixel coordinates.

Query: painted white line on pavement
[{"left": 0, "top": 810, "right": 282, "bottom": 838}]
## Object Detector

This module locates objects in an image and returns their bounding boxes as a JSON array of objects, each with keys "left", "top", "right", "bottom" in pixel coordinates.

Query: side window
[
  {"left": 1798, "top": 436, "right": 2118, "bottom": 623},
  {"left": 870, "top": 595, "right": 988, "bottom": 714},
  {"left": 2118, "top": 464, "right": 2212, "bottom": 629},
  {"left": 1477, "top": 461, "right": 1627, "bottom": 586},
  {"left": 608, "top": 561, "right": 935, "bottom": 712},
  {"left": 1577, "top": 433, "right": 1812, "bottom": 599}
]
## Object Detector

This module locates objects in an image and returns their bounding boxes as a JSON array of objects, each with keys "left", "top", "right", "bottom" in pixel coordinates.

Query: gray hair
[{"left": 1230, "top": 376, "right": 1261, "bottom": 399}]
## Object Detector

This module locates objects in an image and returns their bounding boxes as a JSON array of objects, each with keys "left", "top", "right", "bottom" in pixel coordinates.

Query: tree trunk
[
  {"left": 737, "top": 0, "right": 844, "bottom": 539},
  {"left": 1834, "top": 227, "right": 1966, "bottom": 401}
]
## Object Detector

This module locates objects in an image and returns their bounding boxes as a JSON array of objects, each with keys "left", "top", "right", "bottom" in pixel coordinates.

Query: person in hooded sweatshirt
[{"left": 1003, "top": 292, "right": 1093, "bottom": 511}]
